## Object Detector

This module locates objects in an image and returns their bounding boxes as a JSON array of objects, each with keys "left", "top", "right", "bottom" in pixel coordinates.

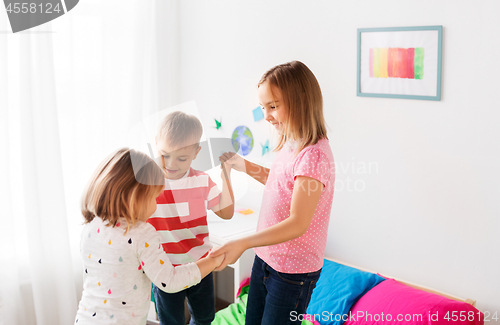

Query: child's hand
[
  {"left": 213, "top": 253, "right": 225, "bottom": 271},
  {"left": 220, "top": 160, "right": 232, "bottom": 180},
  {"left": 219, "top": 152, "right": 245, "bottom": 173},
  {"left": 210, "top": 239, "right": 247, "bottom": 271},
  {"left": 209, "top": 247, "right": 226, "bottom": 271}
]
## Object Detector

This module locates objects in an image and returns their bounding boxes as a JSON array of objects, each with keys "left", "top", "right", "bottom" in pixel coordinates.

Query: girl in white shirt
[{"left": 75, "top": 148, "right": 224, "bottom": 325}]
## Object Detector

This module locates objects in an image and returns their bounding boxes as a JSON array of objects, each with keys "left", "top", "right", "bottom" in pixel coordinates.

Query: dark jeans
[
  {"left": 245, "top": 255, "right": 322, "bottom": 325},
  {"left": 153, "top": 272, "right": 215, "bottom": 325}
]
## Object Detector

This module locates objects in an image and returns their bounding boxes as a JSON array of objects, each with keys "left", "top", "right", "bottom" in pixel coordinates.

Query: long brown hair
[
  {"left": 258, "top": 61, "right": 328, "bottom": 154},
  {"left": 81, "top": 148, "right": 164, "bottom": 232}
]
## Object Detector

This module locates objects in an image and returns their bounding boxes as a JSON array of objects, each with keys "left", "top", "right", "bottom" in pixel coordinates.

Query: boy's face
[{"left": 156, "top": 139, "right": 201, "bottom": 180}]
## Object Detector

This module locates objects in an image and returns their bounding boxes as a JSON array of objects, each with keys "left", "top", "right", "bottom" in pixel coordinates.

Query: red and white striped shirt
[{"left": 148, "top": 168, "right": 221, "bottom": 266}]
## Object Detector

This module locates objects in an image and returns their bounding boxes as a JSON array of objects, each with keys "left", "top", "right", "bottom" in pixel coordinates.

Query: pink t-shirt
[{"left": 254, "top": 138, "right": 334, "bottom": 273}]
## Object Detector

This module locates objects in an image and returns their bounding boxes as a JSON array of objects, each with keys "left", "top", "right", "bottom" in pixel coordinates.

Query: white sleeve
[{"left": 137, "top": 223, "right": 201, "bottom": 293}]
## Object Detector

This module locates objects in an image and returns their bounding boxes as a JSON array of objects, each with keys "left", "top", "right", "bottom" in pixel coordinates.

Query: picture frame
[{"left": 357, "top": 26, "right": 443, "bottom": 101}]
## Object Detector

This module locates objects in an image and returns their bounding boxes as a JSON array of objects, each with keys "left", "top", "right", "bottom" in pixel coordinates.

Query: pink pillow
[{"left": 343, "top": 279, "right": 484, "bottom": 325}]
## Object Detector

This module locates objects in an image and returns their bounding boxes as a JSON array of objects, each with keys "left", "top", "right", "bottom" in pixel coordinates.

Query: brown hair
[
  {"left": 156, "top": 111, "right": 203, "bottom": 150},
  {"left": 81, "top": 148, "right": 165, "bottom": 232},
  {"left": 258, "top": 60, "right": 328, "bottom": 154}
]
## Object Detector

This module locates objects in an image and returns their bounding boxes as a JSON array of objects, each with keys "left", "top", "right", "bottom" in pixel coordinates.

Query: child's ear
[{"left": 192, "top": 145, "right": 202, "bottom": 160}]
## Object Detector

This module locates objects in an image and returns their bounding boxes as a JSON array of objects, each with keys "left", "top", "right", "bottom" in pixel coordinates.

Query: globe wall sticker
[
  {"left": 4, "top": 0, "right": 79, "bottom": 33},
  {"left": 232, "top": 126, "right": 254, "bottom": 156}
]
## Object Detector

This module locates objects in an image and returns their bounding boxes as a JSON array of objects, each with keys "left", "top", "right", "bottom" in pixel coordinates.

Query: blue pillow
[{"left": 306, "top": 259, "right": 385, "bottom": 325}]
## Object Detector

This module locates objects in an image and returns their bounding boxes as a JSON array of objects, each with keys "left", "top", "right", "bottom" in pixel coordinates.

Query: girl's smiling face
[{"left": 258, "top": 81, "right": 287, "bottom": 135}]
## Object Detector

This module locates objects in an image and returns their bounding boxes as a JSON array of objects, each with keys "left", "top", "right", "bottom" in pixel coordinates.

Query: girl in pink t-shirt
[{"left": 212, "top": 61, "right": 335, "bottom": 325}]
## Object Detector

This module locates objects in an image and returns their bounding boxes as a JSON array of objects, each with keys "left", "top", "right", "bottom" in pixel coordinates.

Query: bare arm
[
  {"left": 244, "top": 159, "right": 270, "bottom": 185},
  {"left": 219, "top": 152, "right": 270, "bottom": 185},
  {"left": 212, "top": 162, "right": 235, "bottom": 219},
  {"left": 211, "top": 176, "right": 324, "bottom": 270}
]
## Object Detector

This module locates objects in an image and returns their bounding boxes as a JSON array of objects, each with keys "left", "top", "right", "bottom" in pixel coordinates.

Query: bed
[{"left": 212, "top": 258, "right": 484, "bottom": 325}]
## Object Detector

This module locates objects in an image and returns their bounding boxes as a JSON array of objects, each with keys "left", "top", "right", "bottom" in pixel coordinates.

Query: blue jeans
[
  {"left": 153, "top": 272, "right": 215, "bottom": 325},
  {"left": 245, "top": 255, "right": 322, "bottom": 325}
]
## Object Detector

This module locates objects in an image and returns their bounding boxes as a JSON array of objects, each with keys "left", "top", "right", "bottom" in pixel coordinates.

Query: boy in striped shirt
[{"left": 148, "top": 111, "right": 234, "bottom": 325}]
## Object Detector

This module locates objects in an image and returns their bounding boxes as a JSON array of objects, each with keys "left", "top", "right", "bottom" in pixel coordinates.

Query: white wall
[{"left": 173, "top": 0, "right": 500, "bottom": 318}]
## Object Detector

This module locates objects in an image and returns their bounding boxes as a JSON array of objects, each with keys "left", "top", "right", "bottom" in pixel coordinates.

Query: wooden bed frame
[{"left": 326, "top": 257, "right": 476, "bottom": 307}]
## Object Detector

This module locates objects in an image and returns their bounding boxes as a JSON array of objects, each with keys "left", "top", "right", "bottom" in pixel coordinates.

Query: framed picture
[{"left": 357, "top": 26, "right": 443, "bottom": 101}]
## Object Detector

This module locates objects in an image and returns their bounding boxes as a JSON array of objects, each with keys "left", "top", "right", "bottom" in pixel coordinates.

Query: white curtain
[{"left": 0, "top": 1, "right": 178, "bottom": 324}]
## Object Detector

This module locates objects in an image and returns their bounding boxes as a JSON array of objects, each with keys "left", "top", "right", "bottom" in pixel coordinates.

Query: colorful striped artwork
[{"left": 369, "top": 47, "right": 424, "bottom": 79}]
